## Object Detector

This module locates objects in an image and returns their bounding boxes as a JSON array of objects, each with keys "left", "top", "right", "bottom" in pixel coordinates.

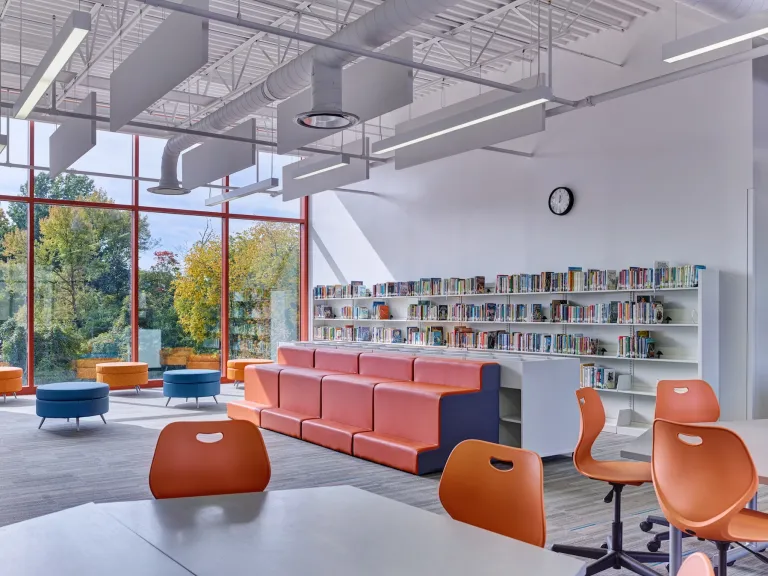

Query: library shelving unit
[{"left": 311, "top": 269, "right": 720, "bottom": 437}]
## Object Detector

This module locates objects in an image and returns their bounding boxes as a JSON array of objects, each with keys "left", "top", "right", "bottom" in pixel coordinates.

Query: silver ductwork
[
  {"left": 295, "top": 59, "right": 359, "bottom": 130},
  {"left": 152, "top": 0, "right": 462, "bottom": 194},
  {"left": 678, "top": 1, "right": 768, "bottom": 20}
]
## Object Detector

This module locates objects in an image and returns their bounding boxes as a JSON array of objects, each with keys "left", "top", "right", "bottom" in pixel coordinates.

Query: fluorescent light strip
[
  {"left": 205, "top": 177, "right": 280, "bottom": 206},
  {"left": 373, "top": 95, "right": 549, "bottom": 155},
  {"left": 14, "top": 11, "right": 90, "bottom": 119},
  {"left": 293, "top": 156, "right": 350, "bottom": 180},
  {"left": 665, "top": 27, "right": 768, "bottom": 63}
]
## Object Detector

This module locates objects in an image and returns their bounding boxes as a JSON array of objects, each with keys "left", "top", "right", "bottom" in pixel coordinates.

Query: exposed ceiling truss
[{"left": 0, "top": 0, "right": 660, "bottom": 139}]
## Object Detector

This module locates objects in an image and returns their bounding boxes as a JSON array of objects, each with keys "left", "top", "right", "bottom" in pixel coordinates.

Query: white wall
[{"left": 310, "top": 3, "right": 754, "bottom": 420}]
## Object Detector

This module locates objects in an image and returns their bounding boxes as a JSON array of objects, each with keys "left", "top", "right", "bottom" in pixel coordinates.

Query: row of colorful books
[
  {"left": 580, "top": 364, "right": 618, "bottom": 389},
  {"left": 313, "top": 264, "right": 705, "bottom": 301},
  {"left": 618, "top": 332, "right": 657, "bottom": 359}
]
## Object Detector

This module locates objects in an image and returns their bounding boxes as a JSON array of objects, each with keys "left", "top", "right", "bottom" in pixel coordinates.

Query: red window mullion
[
  {"left": 131, "top": 135, "right": 140, "bottom": 362},
  {"left": 300, "top": 196, "right": 309, "bottom": 341},
  {"left": 221, "top": 176, "right": 230, "bottom": 374},
  {"left": 26, "top": 121, "right": 35, "bottom": 388}
]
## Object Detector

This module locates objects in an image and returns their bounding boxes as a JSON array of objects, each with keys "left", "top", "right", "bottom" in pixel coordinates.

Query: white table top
[
  {"left": 100, "top": 486, "right": 586, "bottom": 576},
  {"left": 621, "top": 419, "right": 768, "bottom": 484},
  {"left": 0, "top": 503, "right": 193, "bottom": 576}
]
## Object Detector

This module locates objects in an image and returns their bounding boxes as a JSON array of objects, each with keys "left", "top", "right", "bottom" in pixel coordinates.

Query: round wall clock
[{"left": 549, "top": 187, "right": 574, "bottom": 216}]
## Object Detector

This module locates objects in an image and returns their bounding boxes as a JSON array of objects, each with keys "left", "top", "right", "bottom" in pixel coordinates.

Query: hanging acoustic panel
[
  {"left": 182, "top": 119, "right": 257, "bottom": 189},
  {"left": 110, "top": 0, "right": 209, "bottom": 131},
  {"left": 281, "top": 138, "right": 369, "bottom": 201},
  {"left": 276, "top": 39, "right": 413, "bottom": 155},
  {"left": 50, "top": 92, "right": 97, "bottom": 178},
  {"left": 391, "top": 75, "right": 545, "bottom": 170}
]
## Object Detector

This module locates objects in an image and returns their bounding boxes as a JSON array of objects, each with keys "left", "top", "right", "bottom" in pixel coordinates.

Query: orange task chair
[
  {"left": 678, "top": 553, "right": 714, "bottom": 576},
  {"left": 640, "top": 379, "right": 720, "bottom": 552},
  {"left": 439, "top": 440, "right": 546, "bottom": 547},
  {"left": 149, "top": 420, "right": 271, "bottom": 499},
  {"left": 551, "top": 389, "right": 668, "bottom": 576},
  {"left": 652, "top": 419, "right": 768, "bottom": 575}
]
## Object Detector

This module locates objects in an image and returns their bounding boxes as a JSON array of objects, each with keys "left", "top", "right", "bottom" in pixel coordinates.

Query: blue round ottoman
[
  {"left": 163, "top": 369, "right": 221, "bottom": 408},
  {"left": 36, "top": 382, "right": 109, "bottom": 431}
]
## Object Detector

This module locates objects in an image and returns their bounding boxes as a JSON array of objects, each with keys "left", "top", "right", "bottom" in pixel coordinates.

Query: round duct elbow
[
  {"left": 147, "top": 185, "right": 191, "bottom": 195},
  {"left": 295, "top": 60, "right": 359, "bottom": 130}
]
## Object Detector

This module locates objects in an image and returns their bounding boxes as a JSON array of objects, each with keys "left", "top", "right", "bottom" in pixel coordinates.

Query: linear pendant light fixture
[
  {"left": 13, "top": 10, "right": 91, "bottom": 119},
  {"left": 662, "top": 11, "right": 768, "bottom": 64},
  {"left": 292, "top": 154, "right": 351, "bottom": 180},
  {"left": 372, "top": 85, "right": 551, "bottom": 156},
  {"left": 204, "top": 178, "right": 280, "bottom": 206}
]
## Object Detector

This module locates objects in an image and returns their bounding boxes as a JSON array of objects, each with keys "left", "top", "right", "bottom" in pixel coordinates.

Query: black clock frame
[{"left": 549, "top": 187, "right": 574, "bottom": 216}]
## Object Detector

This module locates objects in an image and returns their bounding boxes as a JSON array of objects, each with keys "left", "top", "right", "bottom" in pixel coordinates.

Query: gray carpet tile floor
[{"left": 1, "top": 385, "right": 767, "bottom": 574}]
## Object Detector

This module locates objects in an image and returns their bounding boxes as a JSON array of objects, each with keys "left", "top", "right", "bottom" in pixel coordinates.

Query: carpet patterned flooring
[{"left": 1, "top": 385, "right": 767, "bottom": 574}]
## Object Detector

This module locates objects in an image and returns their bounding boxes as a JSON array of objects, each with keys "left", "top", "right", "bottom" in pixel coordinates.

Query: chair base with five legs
[{"left": 553, "top": 484, "right": 668, "bottom": 576}]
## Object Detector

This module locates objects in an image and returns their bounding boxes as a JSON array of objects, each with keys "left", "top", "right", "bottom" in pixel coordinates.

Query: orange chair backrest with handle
[
  {"left": 678, "top": 553, "right": 714, "bottom": 576},
  {"left": 439, "top": 439, "right": 546, "bottom": 547},
  {"left": 150, "top": 420, "right": 271, "bottom": 499},
  {"left": 573, "top": 388, "right": 605, "bottom": 476},
  {"left": 651, "top": 419, "right": 757, "bottom": 542},
  {"left": 655, "top": 379, "right": 719, "bottom": 423}
]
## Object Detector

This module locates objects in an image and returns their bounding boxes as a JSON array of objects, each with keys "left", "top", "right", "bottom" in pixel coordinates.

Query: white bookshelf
[{"left": 311, "top": 269, "right": 720, "bottom": 435}]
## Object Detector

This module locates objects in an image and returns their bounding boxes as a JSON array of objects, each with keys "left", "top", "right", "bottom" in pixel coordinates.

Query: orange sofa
[{"left": 227, "top": 345, "right": 500, "bottom": 474}]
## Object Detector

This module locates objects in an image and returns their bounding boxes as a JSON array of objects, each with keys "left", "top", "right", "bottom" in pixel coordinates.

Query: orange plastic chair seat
[
  {"left": 580, "top": 460, "right": 652, "bottom": 485},
  {"left": 721, "top": 508, "right": 768, "bottom": 543},
  {"left": 678, "top": 553, "right": 714, "bottom": 576}
]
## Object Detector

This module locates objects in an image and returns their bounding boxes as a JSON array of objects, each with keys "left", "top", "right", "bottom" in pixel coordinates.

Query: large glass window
[
  {"left": 139, "top": 213, "right": 222, "bottom": 379},
  {"left": 0, "top": 201, "right": 27, "bottom": 384},
  {"left": 33, "top": 204, "right": 132, "bottom": 384},
  {"left": 229, "top": 219, "right": 299, "bottom": 360},
  {"left": 0, "top": 122, "right": 305, "bottom": 388}
]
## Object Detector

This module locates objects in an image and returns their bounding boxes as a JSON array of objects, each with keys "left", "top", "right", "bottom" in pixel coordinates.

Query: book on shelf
[
  {"left": 618, "top": 332, "right": 656, "bottom": 358},
  {"left": 581, "top": 363, "right": 617, "bottom": 389}
]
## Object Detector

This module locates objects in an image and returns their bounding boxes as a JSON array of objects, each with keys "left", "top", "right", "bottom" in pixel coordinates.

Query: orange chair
[
  {"left": 149, "top": 420, "right": 271, "bottom": 499},
  {"left": 678, "top": 553, "right": 714, "bottom": 576},
  {"left": 439, "top": 440, "right": 546, "bottom": 547},
  {"left": 652, "top": 419, "right": 768, "bottom": 575},
  {"left": 551, "top": 389, "right": 667, "bottom": 575},
  {"left": 641, "top": 379, "right": 720, "bottom": 551}
]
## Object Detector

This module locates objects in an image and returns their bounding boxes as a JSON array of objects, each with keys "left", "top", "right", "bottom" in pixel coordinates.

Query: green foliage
[{"left": 140, "top": 251, "right": 192, "bottom": 349}]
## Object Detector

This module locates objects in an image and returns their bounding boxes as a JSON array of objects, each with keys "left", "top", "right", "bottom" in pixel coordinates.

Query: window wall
[{"left": 0, "top": 121, "right": 307, "bottom": 389}]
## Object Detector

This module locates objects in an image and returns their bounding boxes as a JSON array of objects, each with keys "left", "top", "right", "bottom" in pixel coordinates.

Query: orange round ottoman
[
  {"left": 0, "top": 366, "right": 22, "bottom": 402},
  {"left": 96, "top": 362, "right": 149, "bottom": 394},
  {"left": 227, "top": 359, "right": 273, "bottom": 389}
]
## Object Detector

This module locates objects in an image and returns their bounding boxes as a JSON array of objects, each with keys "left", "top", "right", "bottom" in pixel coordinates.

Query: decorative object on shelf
[{"left": 548, "top": 186, "right": 574, "bottom": 216}]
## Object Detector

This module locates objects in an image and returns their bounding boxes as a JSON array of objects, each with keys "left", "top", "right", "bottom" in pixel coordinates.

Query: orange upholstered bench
[
  {"left": 302, "top": 353, "right": 415, "bottom": 455},
  {"left": 96, "top": 362, "right": 149, "bottom": 394},
  {"left": 260, "top": 348, "right": 360, "bottom": 438},
  {"left": 226, "top": 346, "right": 316, "bottom": 426},
  {"left": 0, "top": 366, "right": 23, "bottom": 402},
  {"left": 353, "top": 357, "right": 500, "bottom": 474}
]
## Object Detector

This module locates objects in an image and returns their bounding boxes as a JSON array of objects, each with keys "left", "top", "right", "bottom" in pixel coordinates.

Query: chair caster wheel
[
  {"left": 600, "top": 543, "right": 608, "bottom": 549},
  {"left": 647, "top": 540, "right": 661, "bottom": 552},
  {"left": 639, "top": 521, "right": 653, "bottom": 532}
]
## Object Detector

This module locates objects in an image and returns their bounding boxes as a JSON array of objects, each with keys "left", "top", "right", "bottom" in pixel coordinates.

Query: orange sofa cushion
[
  {"left": 302, "top": 418, "right": 368, "bottom": 454},
  {"left": 373, "top": 382, "right": 475, "bottom": 445},
  {"left": 359, "top": 353, "right": 414, "bottom": 381},
  {"left": 244, "top": 364, "right": 282, "bottom": 407},
  {"left": 413, "top": 357, "right": 495, "bottom": 390},
  {"left": 278, "top": 367, "right": 341, "bottom": 417},
  {"left": 261, "top": 408, "right": 307, "bottom": 438},
  {"left": 277, "top": 346, "right": 315, "bottom": 368},
  {"left": 227, "top": 400, "right": 270, "bottom": 427},
  {"left": 353, "top": 432, "right": 438, "bottom": 474},
  {"left": 320, "top": 374, "right": 393, "bottom": 430},
  {"left": 314, "top": 349, "right": 360, "bottom": 373}
]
